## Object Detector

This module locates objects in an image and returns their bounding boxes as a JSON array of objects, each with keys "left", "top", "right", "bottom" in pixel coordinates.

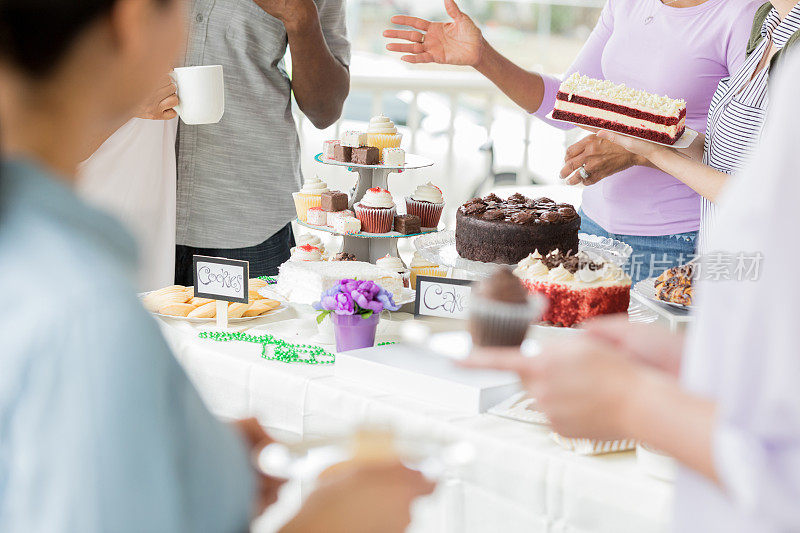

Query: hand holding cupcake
[
  {"left": 406, "top": 182, "right": 444, "bottom": 229},
  {"left": 355, "top": 187, "right": 396, "bottom": 233}
]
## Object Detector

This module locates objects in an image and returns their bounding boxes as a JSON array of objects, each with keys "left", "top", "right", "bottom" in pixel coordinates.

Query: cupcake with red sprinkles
[{"left": 354, "top": 187, "right": 396, "bottom": 233}]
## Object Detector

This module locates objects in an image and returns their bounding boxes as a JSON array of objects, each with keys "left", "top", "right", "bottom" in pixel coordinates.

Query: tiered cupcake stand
[{"left": 296, "top": 153, "right": 438, "bottom": 263}]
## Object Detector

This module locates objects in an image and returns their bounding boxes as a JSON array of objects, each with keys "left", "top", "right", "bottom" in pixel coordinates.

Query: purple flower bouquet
[{"left": 314, "top": 279, "right": 400, "bottom": 351}]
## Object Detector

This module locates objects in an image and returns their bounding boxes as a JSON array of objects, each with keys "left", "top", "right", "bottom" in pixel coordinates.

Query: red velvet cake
[
  {"left": 513, "top": 250, "right": 631, "bottom": 327},
  {"left": 552, "top": 73, "right": 686, "bottom": 145}
]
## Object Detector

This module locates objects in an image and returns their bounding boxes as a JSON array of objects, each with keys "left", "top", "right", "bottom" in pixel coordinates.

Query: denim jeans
[
  {"left": 579, "top": 209, "right": 697, "bottom": 283},
  {"left": 175, "top": 223, "right": 295, "bottom": 285}
]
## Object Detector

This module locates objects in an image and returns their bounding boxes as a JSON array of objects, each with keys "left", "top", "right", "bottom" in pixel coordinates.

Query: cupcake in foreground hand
[
  {"left": 354, "top": 187, "right": 396, "bottom": 233},
  {"left": 366, "top": 115, "right": 402, "bottom": 162},
  {"left": 406, "top": 182, "right": 444, "bottom": 228},
  {"left": 293, "top": 175, "right": 329, "bottom": 222},
  {"left": 468, "top": 268, "right": 543, "bottom": 348},
  {"left": 409, "top": 251, "right": 447, "bottom": 288}
]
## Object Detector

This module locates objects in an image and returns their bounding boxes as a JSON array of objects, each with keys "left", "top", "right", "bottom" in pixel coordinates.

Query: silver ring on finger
[
  {"left": 578, "top": 164, "right": 590, "bottom": 180},
  {"left": 420, "top": 33, "right": 426, "bottom": 44}
]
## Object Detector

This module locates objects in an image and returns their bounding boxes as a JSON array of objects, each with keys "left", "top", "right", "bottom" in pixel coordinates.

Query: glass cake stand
[
  {"left": 414, "top": 230, "right": 633, "bottom": 279},
  {"left": 312, "top": 152, "right": 439, "bottom": 263}
]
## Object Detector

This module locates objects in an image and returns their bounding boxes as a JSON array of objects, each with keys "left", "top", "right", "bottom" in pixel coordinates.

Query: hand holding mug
[
  {"left": 169, "top": 65, "right": 225, "bottom": 125},
  {"left": 136, "top": 76, "right": 179, "bottom": 121}
]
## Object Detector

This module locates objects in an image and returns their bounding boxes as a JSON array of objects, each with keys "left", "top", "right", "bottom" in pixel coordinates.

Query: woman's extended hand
[
  {"left": 560, "top": 134, "right": 649, "bottom": 185},
  {"left": 384, "top": 0, "right": 484, "bottom": 66}
]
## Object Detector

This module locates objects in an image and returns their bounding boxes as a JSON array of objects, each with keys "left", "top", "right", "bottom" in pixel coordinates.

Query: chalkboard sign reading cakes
[{"left": 455, "top": 193, "right": 581, "bottom": 264}]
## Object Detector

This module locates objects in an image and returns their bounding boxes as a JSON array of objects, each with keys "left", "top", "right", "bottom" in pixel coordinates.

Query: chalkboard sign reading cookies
[{"left": 193, "top": 256, "right": 249, "bottom": 304}]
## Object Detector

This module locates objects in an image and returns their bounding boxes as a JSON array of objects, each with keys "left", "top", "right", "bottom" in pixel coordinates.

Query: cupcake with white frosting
[
  {"left": 292, "top": 234, "right": 326, "bottom": 258},
  {"left": 293, "top": 175, "right": 330, "bottom": 222},
  {"left": 366, "top": 114, "right": 402, "bottom": 162},
  {"left": 409, "top": 251, "right": 447, "bottom": 288},
  {"left": 354, "top": 187, "right": 396, "bottom": 233},
  {"left": 405, "top": 182, "right": 444, "bottom": 228},
  {"left": 376, "top": 254, "right": 411, "bottom": 288},
  {"left": 291, "top": 244, "right": 324, "bottom": 262}
]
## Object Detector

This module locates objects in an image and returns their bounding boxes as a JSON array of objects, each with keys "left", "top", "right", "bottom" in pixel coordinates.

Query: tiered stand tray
[
  {"left": 414, "top": 230, "right": 633, "bottom": 278},
  {"left": 310, "top": 153, "right": 437, "bottom": 263}
]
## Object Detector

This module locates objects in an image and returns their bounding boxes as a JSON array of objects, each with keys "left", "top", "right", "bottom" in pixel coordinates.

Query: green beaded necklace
[
  {"left": 198, "top": 329, "right": 397, "bottom": 365},
  {"left": 196, "top": 277, "right": 394, "bottom": 364}
]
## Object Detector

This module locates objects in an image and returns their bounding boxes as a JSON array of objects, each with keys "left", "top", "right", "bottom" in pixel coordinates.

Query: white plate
[
  {"left": 141, "top": 291, "right": 288, "bottom": 323},
  {"left": 296, "top": 218, "right": 440, "bottom": 239},
  {"left": 414, "top": 230, "right": 633, "bottom": 278},
  {"left": 315, "top": 152, "right": 434, "bottom": 170},
  {"left": 633, "top": 277, "right": 691, "bottom": 311},
  {"left": 546, "top": 111, "right": 698, "bottom": 149}
]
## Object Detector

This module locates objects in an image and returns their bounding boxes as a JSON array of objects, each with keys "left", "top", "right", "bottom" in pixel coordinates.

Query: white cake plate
[
  {"left": 313, "top": 152, "right": 440, "bottom": 263},
  {"left": 545, "top": 112, "right": 698, "bottom": 149},
  {"left": 414, "top": 230, "right": 633, "bottom": 278}
]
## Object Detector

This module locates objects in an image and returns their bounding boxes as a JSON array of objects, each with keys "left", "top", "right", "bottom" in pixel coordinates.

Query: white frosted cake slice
[
  {"left": 277, "top": 260, "right": 404, "bottom": 305},
  {"left": 552, "top": 73, "right": 686, "bottom": 145}
]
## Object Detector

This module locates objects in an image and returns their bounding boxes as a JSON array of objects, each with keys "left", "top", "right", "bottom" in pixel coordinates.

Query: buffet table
[{"left": 156, "top": 305, "right": 674, "bottom": 533}]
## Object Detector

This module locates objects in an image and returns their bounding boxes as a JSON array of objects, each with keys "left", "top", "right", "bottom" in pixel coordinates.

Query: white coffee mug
[{"left": 170, "top": 65, "right": 225, "bottom": 125}]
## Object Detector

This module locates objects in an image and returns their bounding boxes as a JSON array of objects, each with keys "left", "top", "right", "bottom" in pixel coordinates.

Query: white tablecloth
[{"left": 157, "top": 306, "right": 673, "bottom": 533}]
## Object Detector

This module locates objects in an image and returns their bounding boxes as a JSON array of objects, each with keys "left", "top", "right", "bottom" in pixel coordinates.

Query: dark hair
[{"left": 0, "top": 0, "right": 168, "bottom": 77}]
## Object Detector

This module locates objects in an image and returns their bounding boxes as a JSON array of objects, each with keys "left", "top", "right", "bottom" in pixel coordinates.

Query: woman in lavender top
[
  {"left": 386, "top": 0, "right": 760, "bottom": 281},
  {"left": 464, "top": 53, "right": 800, "bottom": 531},
  {"left": 599, "top": 0, "right": 800, "bottom": 252}
]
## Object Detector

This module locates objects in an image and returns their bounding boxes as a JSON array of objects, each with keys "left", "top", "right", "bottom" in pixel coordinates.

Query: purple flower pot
[{"left": 331, "top": 312, "right": 380, "bottom": 352}]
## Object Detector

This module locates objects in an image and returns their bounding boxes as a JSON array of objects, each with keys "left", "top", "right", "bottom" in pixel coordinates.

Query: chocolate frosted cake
[{"left": 455, "top": 193, "right": 581, "bottom": 264}]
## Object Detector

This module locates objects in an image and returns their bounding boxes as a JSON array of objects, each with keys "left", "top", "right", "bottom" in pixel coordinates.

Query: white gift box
[{"left": 336, "top": 343, "right": 520, "bottom": 414}]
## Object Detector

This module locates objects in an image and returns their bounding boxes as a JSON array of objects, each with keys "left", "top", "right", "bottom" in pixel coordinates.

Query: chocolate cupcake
[{"left": 468, "top": 267, "right": 544, "bottom": 348}]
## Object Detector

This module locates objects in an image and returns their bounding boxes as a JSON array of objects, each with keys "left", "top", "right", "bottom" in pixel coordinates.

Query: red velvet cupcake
[{"left": 354, "top": 187, "right": 396, "bottom": 234}]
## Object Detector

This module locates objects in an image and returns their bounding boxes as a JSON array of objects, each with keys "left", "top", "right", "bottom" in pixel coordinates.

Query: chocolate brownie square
[
  {"left": 333, "top": 144, "right": 352, "bottom": 163},
  {"left": 394, "top": 214, "right": 422, "bottom": 235},
  {"left": 351, "top": 146, "right": 380, "bottom": 165},
  {"left": 321, "top": 191, "right": 349, "bottom": 212}
]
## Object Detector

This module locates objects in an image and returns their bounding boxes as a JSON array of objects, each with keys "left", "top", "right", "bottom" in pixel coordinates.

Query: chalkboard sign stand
[{"left": 216, "top": 300, "right": 229, "bottom": 330}]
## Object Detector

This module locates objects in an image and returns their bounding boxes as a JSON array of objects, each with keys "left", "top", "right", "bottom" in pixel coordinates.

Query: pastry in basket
[
  {"left": 514, "top": 250, "right": 631, "bottom": 327},
  {"left": 655, "top": 263, "right": 695, "bottom": 306}
]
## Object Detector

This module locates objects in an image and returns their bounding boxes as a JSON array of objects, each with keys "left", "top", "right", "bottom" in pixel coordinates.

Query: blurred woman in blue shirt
[{"left": 0, "top": 1, "right": 432, "bottom": 531}]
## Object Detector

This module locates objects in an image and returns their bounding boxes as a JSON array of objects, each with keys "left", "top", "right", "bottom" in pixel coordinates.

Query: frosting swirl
[
  {"left": 367, "top": 114, "right": 398, "bottom": 134},
  {"left": 359, "top": 187, "right": 395, "bottom": 209},
  {"left": 410, "top": 251, "right": 437, "bottom": 269},
  {"left": 376, "top": 254, "right": 407, "bottom": 272},
  {"left": 411, "top": 182, "right": 444, "bottom": 204},
  {"left": 295, "top": 234, "right": 323, "bottom": 250},
  {"left": 300, "top": 175, "right": 329, "bottom": 195},
  {"left": 547, "top": 265, "right": 575, "bottom": 283}
]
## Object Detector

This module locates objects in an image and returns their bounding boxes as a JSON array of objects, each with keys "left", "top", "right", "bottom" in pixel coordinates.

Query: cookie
[
  {"left": 188, "top": 301, "right": 216, "bottom": 319},
  {"left": 158, "top": 303, "right": 196, "bottom": 317},
  {"left": 228, "top": 302, "right": 251, "bottom": 319},
  {"left": 244, "top": 299, "right": 281, "bottom": 317}
]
